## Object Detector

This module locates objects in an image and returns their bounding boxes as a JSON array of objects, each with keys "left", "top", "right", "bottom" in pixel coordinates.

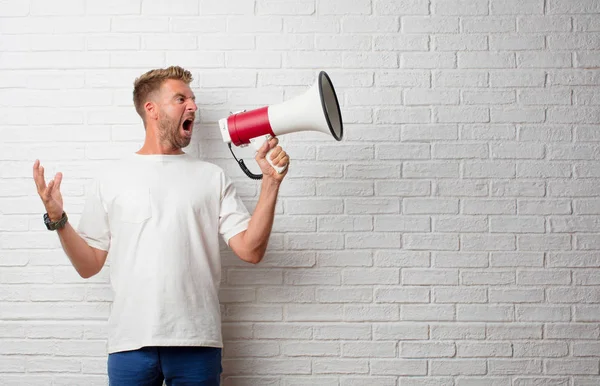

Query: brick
[
  {"left": 344, "top": 305, "right": 399, "bottom": 322},
  {"left": 281, "top": 341, "right": 339, "bottom": 357},
  {"left": 403, "top": 234, "right": 459, "bottom": 251},
  {"left": 344, "top": 52, "right": 398, "bottom": 69},
  {"left": 405, "top": 89, "right": 459, "bottom": 105},
  {"left": 342, "top": 17, "right": 399, "bottom": 33},
  {"left": 575, "top": 16, "right": 600, "bottom": 32},
  {"left": 284, "top": 17, "right": 340, "bottom": 33},
  {"left": 487, "top": 324, "right": 543, "bottom": 339},
  {"left": 489, "top": 288, "right": 544, "bottom": 303},
  {"left": 517, "top": 270, "right": 571, "bottom": 285},
  {"left": 376, "top": 70, "right": 431, "bottom": 87},
  {"left": 433, "top": 216, "right": 488, "bottom": 232},
  {"left": 374, "top": 0, "right": 430, "bottom": 15},
  {"left": 430, "top": 359, "right": 486, "bottom": 375},
  {"left": 314, "top": 324, "right": 371, "bottom": 340},
  {"left": 461, "top": 234, "right": 516, "bottom": 251},
  {"left": 377, "top": 36, "right": 432, "bottom": 52},
  {"left": 459, "top": 52, "right": 515, "bottom": 68},
  {"left": 547, "top": 0, "right": 600, "bottom": 14},
  {"left": 258, "top": 0, "right": 315, "bottom": 15},
  {"left": 518, "top": 52, "right": 573, "bottom": 68},
  {"left": 374, "top": 251, "right": 430, "bottom": 268},
  {"left": 490, "top": 70, "right": 546, "bottom": 87},
  {"left": 462, "top": 17, "right": 516, "bottom": 32},
  {"left": 371, "top": 359, "right": 428, "bottom": 376},
  {"left": 402, "top": 269, "right": 459, "bottom": 285},
  {"left": 431, "top": 324, "right": 486, "bottom": 340},
  {"left": 401, "top": 305, "right": 455, "bottom": 321},
  {"left": 318, "top": 35, "right": 371, "bottom": 51},
  {"left": 462, "top": 90, "right": 515, "bottom": 105},
  {"left": 433, "top": 252, "right": 489, "bottom": 268},
  {"left": 516, "top": 306, "right": 571, "bottom": 322},
  {"left": 402, "top": 53, "right": 456, "bottom": 69},
  {"left": 374, "top": 216, "right": 430, "bottom": 232},
  {"left": 491, "top": 35, "right": 545, "bottom": 50},
  {"left": 435, "top": 107, "right": 489, "bottom": 123},
  {"left": 342, "top": 342, "right": 396, "bottom": 358},
  {"left": 461, "top": 270, "right": 516, "bottom": 285},
  {"left": 491, "top": 0, "right": 543, "bottom": 14},
  {"left": 545, "top": 359, "right": 600, "bottom": 375},
  {"left": 400, "top": 342, "right": 456, "bottom": 358},
  {"left": 457, "top": 305, "right": 514, "bottom": 322},
  {"left": 343, "top": 268, "right": 399, "bottom": 285},
  {"left": 488, "top": 359, "right": 542, "bottom": 375},
  {"left": 318, "top": 288, "right": 372, "bottom": 303},
  {"left": 435, "top": 180, "right": 489, "bottom": 197},
  {"left": 434, "top": 287, "right": 487, "bottom": 303},
  {"left": 403, "top": 162, "right": 460, "bottom": 178},
  {"left": 457, "top": 342, "right": 513, "bottom": 357},
  {"left": 517, "top": 16, "right": 572, "bottom": 32},
  {"left": 433, "top": 70, "right": 488, "bottom": 87},
  {"left": 490, "top": 253, "right": 543, "bottom": 268}
]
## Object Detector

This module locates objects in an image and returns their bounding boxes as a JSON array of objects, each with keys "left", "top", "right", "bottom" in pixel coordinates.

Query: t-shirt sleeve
[
  {"left": 219, "top": 173, "right": 251, "bottom": 245},
  {"left": 77, "top": 179, "right": 110, "bottom": 251}
]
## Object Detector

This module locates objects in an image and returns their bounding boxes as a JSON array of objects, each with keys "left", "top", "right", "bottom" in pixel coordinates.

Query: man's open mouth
[{"left": 182, "top": 118, "right": 194, "bottom": 132}]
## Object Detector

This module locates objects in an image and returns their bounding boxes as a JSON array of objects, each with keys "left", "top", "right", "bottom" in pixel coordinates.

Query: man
[{"left": 32, "top": 66, "right": 289, "bottom": 385}]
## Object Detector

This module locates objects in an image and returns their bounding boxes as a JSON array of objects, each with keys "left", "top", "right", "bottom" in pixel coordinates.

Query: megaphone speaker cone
[{"left": 318, "top": 71, "right": 343, "bottom": 141}]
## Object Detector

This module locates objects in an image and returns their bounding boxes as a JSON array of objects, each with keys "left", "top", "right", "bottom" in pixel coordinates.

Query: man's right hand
[{"left": 33, "top": 160, "right": 64, "bottom": 221}]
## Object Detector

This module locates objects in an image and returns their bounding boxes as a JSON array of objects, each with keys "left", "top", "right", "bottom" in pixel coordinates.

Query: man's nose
[{"left": 187, "top": 100, "right": 197, "bottom": 112}]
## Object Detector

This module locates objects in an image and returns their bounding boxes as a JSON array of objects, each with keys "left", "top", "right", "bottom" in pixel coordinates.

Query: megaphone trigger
[{"left": 250, "top": 134, "right": 288, "bottom": 175}]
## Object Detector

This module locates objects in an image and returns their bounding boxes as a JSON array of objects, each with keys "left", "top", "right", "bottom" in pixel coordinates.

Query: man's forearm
[
  {"left": 56, "top": 222, "right": 102, "bottom": 278},
  {"left": 241, "top": 178, "right": 281, "bottom": 263}
]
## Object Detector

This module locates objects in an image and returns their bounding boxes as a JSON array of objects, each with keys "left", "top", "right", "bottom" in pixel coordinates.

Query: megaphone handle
[{"left": 250, "top": 134, "right": 288, "bottom": 174}]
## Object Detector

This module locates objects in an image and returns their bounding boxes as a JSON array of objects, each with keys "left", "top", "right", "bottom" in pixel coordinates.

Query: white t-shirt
[{"left": 77, "top": 153, "right": 251, "bottom": 354}]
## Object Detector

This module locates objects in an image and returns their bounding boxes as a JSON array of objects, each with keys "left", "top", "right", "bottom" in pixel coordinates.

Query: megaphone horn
[{"left": 219, "top": 71, "right": 343, "bottom": 179}]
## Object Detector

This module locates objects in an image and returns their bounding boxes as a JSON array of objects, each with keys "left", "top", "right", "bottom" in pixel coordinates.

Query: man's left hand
[{"left": 255, "top": 137, "right": 289, "bottom": 182}]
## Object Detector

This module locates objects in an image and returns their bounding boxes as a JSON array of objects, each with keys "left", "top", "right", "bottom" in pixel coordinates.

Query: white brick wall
[{"left": 1, "top": 0, "right": 599, "bottom": 385}]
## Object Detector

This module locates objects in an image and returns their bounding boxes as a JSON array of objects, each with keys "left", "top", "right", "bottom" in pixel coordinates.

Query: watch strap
[{"left": 44, "top": 212, "right": 68, "bottom": 231}]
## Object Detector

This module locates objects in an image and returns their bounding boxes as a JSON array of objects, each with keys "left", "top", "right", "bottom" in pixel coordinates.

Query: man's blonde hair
[{"left": 133, "top": 66, "right": 193, "bottom": 120}]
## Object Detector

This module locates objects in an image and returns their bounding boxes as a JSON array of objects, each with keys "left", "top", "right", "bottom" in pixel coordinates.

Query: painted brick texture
[{"left": 1, "top": 0, "right": 599, "bottom": 385}]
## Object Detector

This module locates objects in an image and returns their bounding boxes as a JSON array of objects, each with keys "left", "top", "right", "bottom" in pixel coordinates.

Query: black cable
[{"left": 228, "top": 143, "right": 263, "bottom": 180}]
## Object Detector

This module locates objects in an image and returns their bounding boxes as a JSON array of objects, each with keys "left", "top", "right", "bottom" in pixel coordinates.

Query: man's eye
[{"left": 177, "top": 97, "right": 184, "bottom": 102}]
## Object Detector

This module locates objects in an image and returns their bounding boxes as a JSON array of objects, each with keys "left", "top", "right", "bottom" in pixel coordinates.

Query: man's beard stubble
[{"left": 158, "top": 114, "right": 191, "bottom": 150}]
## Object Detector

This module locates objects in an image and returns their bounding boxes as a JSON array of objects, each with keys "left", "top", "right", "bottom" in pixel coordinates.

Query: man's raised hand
[{"left": 33, "top": 160, "right": 64, "bottom": 221}]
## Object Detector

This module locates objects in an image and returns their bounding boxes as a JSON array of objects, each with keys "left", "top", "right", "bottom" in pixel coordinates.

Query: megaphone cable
[{"left": 227, "top": 143, "right": 263, "bottom": 180}]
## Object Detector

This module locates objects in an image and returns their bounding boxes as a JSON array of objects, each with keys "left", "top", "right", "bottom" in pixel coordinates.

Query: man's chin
[{"left": 177, "top": 136, "right": 192, "bottom": 149}]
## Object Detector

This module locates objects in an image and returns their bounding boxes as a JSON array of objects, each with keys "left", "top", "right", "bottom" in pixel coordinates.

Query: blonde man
[{"left": 33, "top": 66, "right": 289, "bottom": 385}]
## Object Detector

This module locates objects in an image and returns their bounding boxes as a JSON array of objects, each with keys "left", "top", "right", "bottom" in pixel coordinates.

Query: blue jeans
[{"left": 108, "top": 346, "right": 222, "bottom": 386}]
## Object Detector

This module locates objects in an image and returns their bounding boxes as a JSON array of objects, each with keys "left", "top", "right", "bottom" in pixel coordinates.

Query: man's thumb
[{"left": 256, "top": 140, "right": 270, "bottom": 158}]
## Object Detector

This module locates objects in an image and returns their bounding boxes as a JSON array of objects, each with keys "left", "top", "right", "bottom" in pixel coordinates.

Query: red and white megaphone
[{"left": 219, "top": 71, "right": 343, "bottom": 179}]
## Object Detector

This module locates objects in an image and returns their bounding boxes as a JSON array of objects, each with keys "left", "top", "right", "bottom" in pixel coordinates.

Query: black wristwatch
[{"left": 44, "top": 212, "right": 68, "bottom": 231}]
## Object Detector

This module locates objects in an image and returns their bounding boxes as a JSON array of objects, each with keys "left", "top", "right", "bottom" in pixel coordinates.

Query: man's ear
[{"left": 144, "top": 100, "right": 158, "bottom": 121}]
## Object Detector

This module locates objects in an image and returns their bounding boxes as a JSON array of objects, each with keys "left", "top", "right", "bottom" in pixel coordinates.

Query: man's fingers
[
  {"left": 33, "top": 160, "right": 47, "bottom": 194},
  {"left": 256, "top": 140, "right": 270, "bottom": 158},
  {"left": 33, "top": 160, "right": 40, "bottom": 190},
  {"left": 269, "top": 146, "right": 283, "bottom": 160},
  {"left": 53, "top": 172, "right": 63, "bottom": 193},
  {"left": 279, "top": 155, "right": 290, "bottom": 167},
  {"left": 273, "top": 151, "right": 288, "bottom": 166},
  {"left": 44, "top": 180, "right": 54, "bottom": 201}
]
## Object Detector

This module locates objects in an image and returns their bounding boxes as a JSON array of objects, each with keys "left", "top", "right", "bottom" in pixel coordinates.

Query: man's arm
[
  {"left": 33, "top": 160, "right": 108, "bottom": 278},
  {"left": 228, "top": 138, "right": 289, "bottom": 264},
  {"left": 56, "top": 222, "right": 108, "bottom": 278},
  {"left": 228, "top": 178, "right": 280, "bottom": 264}
]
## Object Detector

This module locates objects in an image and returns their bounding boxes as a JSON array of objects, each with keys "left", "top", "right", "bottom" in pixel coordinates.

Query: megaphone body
[{"left": 219, "top": 71, "right": 343, "bottom": 178}]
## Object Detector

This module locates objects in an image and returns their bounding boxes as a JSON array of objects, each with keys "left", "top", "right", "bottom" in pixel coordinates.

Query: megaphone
[{"left": 219, "top": 71, "right": 343, "bottom": 179}]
